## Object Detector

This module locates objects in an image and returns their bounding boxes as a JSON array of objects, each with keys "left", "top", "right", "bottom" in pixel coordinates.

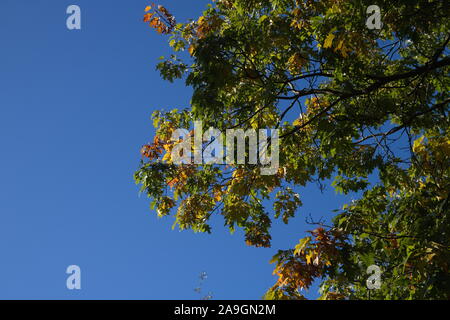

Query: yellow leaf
[
  {"left": 145, "top": 5, "right": 152, "bottom": 12},
  {"left": 293, "top": 115, "right": 304, "bottom": 126},
  {"left": 418, "top": 181, "right": 426, "bottom": 189},
  {"left": 250, "top": 117, "right": 259, "bottom": 129},
  {"left": 198, "top": 16, "right": 205, "bottom": 24},
  {"left": 413, "top": 136, "right": 425, "bottom": 153},
  {"left": 323, "top": 33, "right": 335, "bottom": 49},
  {"left": 232, "top": 169, "right": 244, "bottom": 179},
  {"left": 180, "top": 171, "right": 188, "bottom": 181},
  {"left": 294, "top": 237, "right": 311, "bottom": 256},
  {"left": 188, "top": 44, "right": 195, "bottom": 56},
  {"left": 162, "top": 151, "right": 172, "bottom": 162}
]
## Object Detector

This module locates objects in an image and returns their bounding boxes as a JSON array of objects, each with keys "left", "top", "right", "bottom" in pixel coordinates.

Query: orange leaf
[
  {"left": 143, "top": 13, "right": 154, "bottom": 22},
  {"left": 188, "top": 44, "right": 195, "bottom": 56}
]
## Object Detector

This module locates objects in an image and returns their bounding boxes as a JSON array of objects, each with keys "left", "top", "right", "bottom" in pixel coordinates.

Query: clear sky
[{"left": 0, "top": 0, "right": 354, "bottom": 299}]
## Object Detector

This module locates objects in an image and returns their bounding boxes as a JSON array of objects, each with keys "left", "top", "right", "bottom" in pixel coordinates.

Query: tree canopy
[{"left": 136, "top": 0, "right": 450, "bottom": 299}]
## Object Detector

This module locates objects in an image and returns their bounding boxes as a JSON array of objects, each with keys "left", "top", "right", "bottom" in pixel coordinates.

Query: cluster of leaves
[
  {"left": 265, "top": 227, "right": 347, "bottom": 300},
  {"left": 268, "top": 132, "right": 450, "bottom": 300},
  {"left": 144, "top": 3, "right": 177, "bottom": 34},
  {"left": 136, "top": 0, "right": 450, "bottom": 299}
]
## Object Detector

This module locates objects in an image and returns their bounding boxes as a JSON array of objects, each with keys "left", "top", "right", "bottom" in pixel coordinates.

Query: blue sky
[{"left": 0, "top": 0, "right": 354, "bottom": 299}]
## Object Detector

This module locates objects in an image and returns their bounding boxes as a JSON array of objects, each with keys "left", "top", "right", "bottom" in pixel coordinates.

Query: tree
[{"left": 136, "top": 0, "right": 450, "bottom": 299}]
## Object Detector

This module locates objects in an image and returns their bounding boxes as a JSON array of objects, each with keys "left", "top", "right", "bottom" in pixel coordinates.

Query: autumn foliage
[{"left": 137, "top": 0, "right": 450, "bottom": 299}]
